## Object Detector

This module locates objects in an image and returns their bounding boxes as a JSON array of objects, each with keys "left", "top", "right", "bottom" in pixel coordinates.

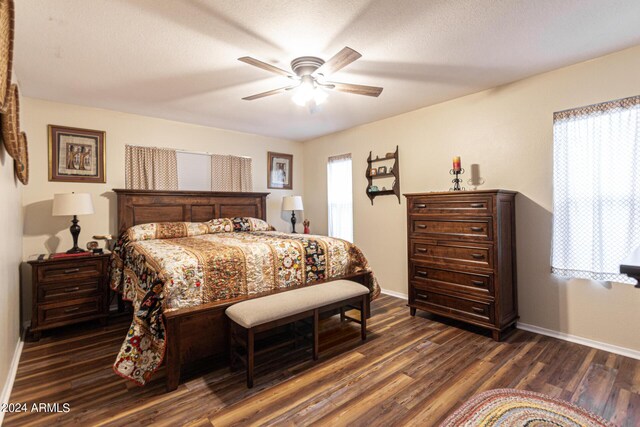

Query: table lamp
[
  {"left": 282, "top": 196, "right": 303, "bottom": 233},
  {"left": 52, "top": 192, "right": 95, "bottom": 253}
]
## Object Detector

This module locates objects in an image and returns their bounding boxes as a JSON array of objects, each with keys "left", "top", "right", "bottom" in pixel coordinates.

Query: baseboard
[
  {"left": 517, "top": 322, "right": 640, "bottom": 361},
  {"left": 0, "top": 331, "right": 25, "bottom": 425},
  {"left": 380, "top": 288, "right": 408, "bottom": 299}
]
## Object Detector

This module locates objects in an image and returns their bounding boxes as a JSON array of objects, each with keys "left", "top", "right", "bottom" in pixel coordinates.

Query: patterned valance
[{"left": 554, "top": 95, "right": 640, "bottom": 123}]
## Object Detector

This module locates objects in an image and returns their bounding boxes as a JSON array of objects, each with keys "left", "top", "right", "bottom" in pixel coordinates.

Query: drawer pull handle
[
  {"left": 470, "top": 203, "right": 484, "bottom": 208},
  {"left": 416, "top": 224, "right": 427, "bottom": 229},
  {"left": 416, "top": 271, "right": 428, "bottom": 277},
  {"left": 471, "top": 306, "right": 485, "bottom": 314},
  {"left": 471, "top": 280, "right": 485, "bottom": 286},
  {"left": 470, "top": 227, "right": 483, "bottom": 232},
  {"left": 63, "top": 268, "right": 80, "bottom": 274},
  {"left": 416, "top": 293, "right": 428, "bottom": 300},
  {"left": 64, "top": 307, "right": 80, "bottom": 313},
  {"left": 64, "top": 287, "right": 81, "bottom": 293},
  {"left": 415, "top": 204, "right": 427, "bottom": 208},
  {"left": 471, "top": 253, "right": 485, "bottom": 259},
  {"left": 416, "top": 248, "right": 427, "bottom": 253}
]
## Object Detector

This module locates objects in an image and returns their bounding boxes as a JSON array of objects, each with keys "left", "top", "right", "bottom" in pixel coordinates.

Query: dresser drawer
[
  {"left": 37, "top": 259, "right": 104, "bottom": 284},
  {"left": 38, "top": 280, "right": 102, "bottom": 303},
  {"left": 411, "top": 264, "right": 493, "bottom": 297},
  {"left": 409, "top": 196, "right": 492, "bottom": 216},
  {"left": 412, "top": 290, "right": 493, "bottom": 324},
  {"left": 410, "top": 240, "right": 493, "bottom": 269},
  {"left": 38, "top": 297, "right": 103, "bottom": 325},
  {"left": 411, "top": 218, "right": 492, "bottom": 241}
]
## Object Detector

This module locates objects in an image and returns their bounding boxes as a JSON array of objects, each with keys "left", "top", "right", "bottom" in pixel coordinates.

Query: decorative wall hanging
[
  {"left": 1, "top": 83, "right": 19, "bottom": 158},
  {"left": 0, "top": 0, "right": 14, "bottom": 112},
  {"left": 15, "top": 131, "right": 28, "bottom": 184},
  {"left": 48, "top": 125, "right": 106, "bottom": 183},
  {"left": 267, "top": 151, "right": 293, "bottom": 189}
]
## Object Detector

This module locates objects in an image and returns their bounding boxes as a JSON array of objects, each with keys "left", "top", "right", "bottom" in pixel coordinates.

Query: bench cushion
[{"left": 225, "top": 280, "right": 369, "bottom": 328}]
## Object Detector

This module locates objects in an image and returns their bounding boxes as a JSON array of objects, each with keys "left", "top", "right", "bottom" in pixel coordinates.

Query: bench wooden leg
[
  {"left": 313, "top": 309, "right": 319, "bottom": 361},
  {"left": 247, "top": 328, "right": 254, "bottom": 388},
  {"left": 361, "top": 295, "right": 367, "bottom": 341},
  {"left": 340, "top": 307, "right": 345, "bottom": 322}
]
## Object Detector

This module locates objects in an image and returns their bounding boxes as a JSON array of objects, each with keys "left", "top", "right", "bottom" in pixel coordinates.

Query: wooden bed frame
[{"left": 113, "top": 189, "right": 371, "bottom": 391}]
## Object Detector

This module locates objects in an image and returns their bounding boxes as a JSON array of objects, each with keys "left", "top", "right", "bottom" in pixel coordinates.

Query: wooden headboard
[{"left": 114, "top": 189, "right": 269, "bottom": 233}]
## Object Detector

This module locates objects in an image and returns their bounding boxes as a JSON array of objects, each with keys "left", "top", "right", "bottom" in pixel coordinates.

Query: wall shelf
[{"left": 366, "top": 146, "right": 400, "bottom": 205}]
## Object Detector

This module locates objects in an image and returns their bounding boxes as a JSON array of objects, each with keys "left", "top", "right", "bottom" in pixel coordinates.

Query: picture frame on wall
[
  {"left": 267, "top": 151, "right": 293, "bottom": 189},
  {"left": 48, "top": 125, "right": 106, "bottom": 183}
]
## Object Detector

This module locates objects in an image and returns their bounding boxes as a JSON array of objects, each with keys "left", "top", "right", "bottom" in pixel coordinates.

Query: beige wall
[
  {"left": 303, "top": 45, "right": 640, "bottom": 351},
  {"left": 20, "top": 98, "right": 303, "bottom": 319},
  {"left": 0, "top": 121, "right": 23, "bottom": 395}
]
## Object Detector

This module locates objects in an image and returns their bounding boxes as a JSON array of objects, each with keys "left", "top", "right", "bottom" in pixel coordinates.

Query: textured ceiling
[{"left": 14, "top": 0, "right": 640, "bottom": 141}]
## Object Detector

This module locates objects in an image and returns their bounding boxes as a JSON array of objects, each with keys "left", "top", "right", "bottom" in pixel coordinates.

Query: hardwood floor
[{"left": 5, "top": 294, "right": 640, "bottom": 426}]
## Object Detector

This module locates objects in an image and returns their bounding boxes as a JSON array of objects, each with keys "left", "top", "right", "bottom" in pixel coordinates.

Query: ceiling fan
[{"left": 238, "top": 47, "right": 383, "bottom": 108}]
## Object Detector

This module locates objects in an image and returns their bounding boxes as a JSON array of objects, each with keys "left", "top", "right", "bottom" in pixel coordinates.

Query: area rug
[{"left": 440, "top": 388, "right": 614, "bottom": 427}]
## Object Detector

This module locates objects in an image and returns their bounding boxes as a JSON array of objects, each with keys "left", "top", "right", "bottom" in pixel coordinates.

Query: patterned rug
[{"left": 440, "top": 389, "right": 614, "bottom": 427}]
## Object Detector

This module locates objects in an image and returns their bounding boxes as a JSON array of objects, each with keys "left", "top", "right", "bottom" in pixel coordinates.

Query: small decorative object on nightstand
[
  {"left": 27, "top": 252, "right": 111, "bottom": 340},
  {"left": 282, "top": 195, "right": 304, "bottom": 233},
  {"left": 52, "top": 192, "right": 95, "bottom": 253},
  {"left": 303, "top": 219, "right": 310, "bottom": 234}
]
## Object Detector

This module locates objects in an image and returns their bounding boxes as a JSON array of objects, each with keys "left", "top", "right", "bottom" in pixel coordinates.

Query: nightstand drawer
[
  {"left": 38, "top": 297, "right": 103, "bottom": 325},
  {"left": 38, "top": 280, "right": 102, "bottom": 303},
  {"left": 37, "top": 259, "right": 104, "bottom": 284}
]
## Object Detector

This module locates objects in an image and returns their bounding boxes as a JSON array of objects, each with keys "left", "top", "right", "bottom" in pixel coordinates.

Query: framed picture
[
  {"left": 48, "top": 125, "right": 106, "bottom": 183},
  {"left": 267, "top": 152, "right": 293, "bottom": 189},
  {"left": 377, "top": 166, "right": 387, "bottom": 174},
  {"left": 370, "top": 168, "right": 377, "bottom": 176}
]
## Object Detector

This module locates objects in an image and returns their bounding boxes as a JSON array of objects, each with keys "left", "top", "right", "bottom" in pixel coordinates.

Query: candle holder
[{"left": 449, "top": 168, "right": 465, "bottom": 191}]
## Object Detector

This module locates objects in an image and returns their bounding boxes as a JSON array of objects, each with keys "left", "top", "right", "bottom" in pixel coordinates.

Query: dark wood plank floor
[{"left": 5, "top": 295, "right": 640, "bottom": 426}]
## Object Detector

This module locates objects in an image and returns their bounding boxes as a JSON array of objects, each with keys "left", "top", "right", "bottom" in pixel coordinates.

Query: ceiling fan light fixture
[{"left": 292, "top": 76, "right": 327, "bottom": 107}]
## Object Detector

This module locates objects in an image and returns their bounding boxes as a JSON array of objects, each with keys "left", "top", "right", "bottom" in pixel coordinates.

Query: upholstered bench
[{"left": 225, "top": 280, "right": 370, "bottom": 387}]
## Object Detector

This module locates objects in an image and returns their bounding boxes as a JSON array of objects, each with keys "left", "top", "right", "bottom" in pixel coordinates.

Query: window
[
  {"left": 551, "top": 95, "right": 640, "bottom": 283},
  {"left": 327, "top": 154, "right": 353, "bottom": 242},
  {"left": 177, "top": 151, "right": 212, "bottom": 191},
  {"left": 126, "top": 145, "right": 252, "bottom": 191}
]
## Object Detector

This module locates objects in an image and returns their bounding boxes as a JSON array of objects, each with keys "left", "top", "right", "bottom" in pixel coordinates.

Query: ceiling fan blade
[
  {"left": 238, "top": 56, "right": 295, "bottom": 78},
  {"left": 242, "top": 85, "right": 297, "bottom": 101},
  {"left": 327, "top": 82, "right": 383, "bottom": 97},
  {"left": 313, "top": 47, "right": 362, "bottom": 77}
]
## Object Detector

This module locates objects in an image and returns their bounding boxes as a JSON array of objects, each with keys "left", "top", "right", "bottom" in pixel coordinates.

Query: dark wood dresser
[
  {"left": 28, "top": 253, "right": 111, "bottom": 340},
  {"left": 405, "top": 190, "right": 518, "bottom": 341}
]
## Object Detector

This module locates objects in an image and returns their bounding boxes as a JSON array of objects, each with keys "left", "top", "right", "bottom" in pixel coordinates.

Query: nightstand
[{"left": 27, "top": 252, "right": 111, "bottom": 340}]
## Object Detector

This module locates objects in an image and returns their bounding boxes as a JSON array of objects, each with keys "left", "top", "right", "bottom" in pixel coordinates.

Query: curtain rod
[
  {"left": 176, "top": 149, "right": 252, "bottom": 159},
  {"left": 125, "top": 144, "right": 251, "bottom": 159}
]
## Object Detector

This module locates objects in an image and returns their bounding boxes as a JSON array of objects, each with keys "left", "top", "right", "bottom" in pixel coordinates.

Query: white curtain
[
  {"left": 327, "top": 154, "right": 353, "bottom": 242},
  {"left": 551, "top": 95, "right": 640, "bottom": 283},
  {"left": 211, "top": 154, "right": 253, "bottom": 191},
  {"left": 125, "top": 145, "right": 178, "bottom": 190}
]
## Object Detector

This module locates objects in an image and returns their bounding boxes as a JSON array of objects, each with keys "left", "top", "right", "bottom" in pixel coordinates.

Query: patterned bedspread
[{"left": 109, "top": 217, "right": 380, "bottom": 385}]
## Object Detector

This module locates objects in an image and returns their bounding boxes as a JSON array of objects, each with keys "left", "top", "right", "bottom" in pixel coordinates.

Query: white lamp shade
[
  {"left": 282, "top": 195, "right": 304, "bottom": 211},
  {"left": 52, "top": 193, "right": 95, "bottom": 216}
]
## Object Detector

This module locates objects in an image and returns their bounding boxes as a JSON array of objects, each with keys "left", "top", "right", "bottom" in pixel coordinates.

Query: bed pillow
[
  {"left": 126, "top": 222, "right": 209, "bottom": 242},
  {"left": 206, "top": 217, "right": 275, "bottom": 233}
]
